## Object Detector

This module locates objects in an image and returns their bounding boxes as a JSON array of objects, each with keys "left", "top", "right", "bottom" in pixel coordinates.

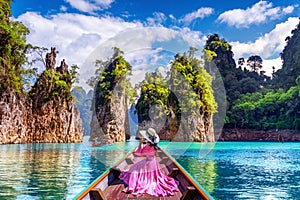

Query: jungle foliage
[
  {"left": 205, "top": 20, "right": 300, "bottom": 130},
  {"left": 136, "top": 50, "right": 217, "bottom": 124},
  {"left": 0, "top": 0, "right": 30, "bottom": 94},
  {"left": 92, "top": 47, "right": 136, "bottom": 110}
]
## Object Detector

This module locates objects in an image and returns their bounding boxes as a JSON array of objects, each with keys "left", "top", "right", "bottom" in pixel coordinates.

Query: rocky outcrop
[
  {"left": 0, "top": 48, "right": 84, "bottom": 144},
  {"left": 137, "top": 112, "right": 214, "bottom": 142},
  {"left": 90, "top": 55, "right": 131, "bottom": 142},
  {"left": 0, "top": 91, "right": 33, "bottom": 144},
  {"left": 219, "top": 129, "right": 300, "bottom": 142},
  {"left": 91, "top": 83, "right": 130, "bottom": 142},
  {"left": 31, "top": 99, "right": 83, "bottom": 143}
]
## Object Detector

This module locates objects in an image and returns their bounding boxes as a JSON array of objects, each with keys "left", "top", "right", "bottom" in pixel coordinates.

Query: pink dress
[{"left": 119, "top": 144, "right": 179, "bottom": 196}]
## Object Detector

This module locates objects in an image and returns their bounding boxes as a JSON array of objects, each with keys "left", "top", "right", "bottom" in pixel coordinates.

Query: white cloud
[
  {"left": 262, "top": 57, "right": 282, "bottom": 76},
  {"left": 17, "top": 12, "right": 206, "bottom": 91},
  {"left": 60, "top": 6, "right": 68, "bottom": 12},
  {"left": 146, "top": 12, "right": 167, "bottom": 26},
  {"left": 169, "top": 14, "right": 176, "bottom": 21},
  {"left": 81, "top": 27, "right": 205, "bottom": 89},
  {"left": 283, "top": 5, "right": 297, "bottom": 14},
  {"left": 64, "top": 0, "right": 114, "bottom": 13},
  {"left": 231, "top": 17, "right": 299, "bottom": 75},
  {"left": 217, "top": 1, "right": 296, "bottom": 28},
  {"left": 16, "top": 12, "right": 142, "bottom": 89},
  {"left": 180, "top": 7, "right": 214, "bottom": 24}
]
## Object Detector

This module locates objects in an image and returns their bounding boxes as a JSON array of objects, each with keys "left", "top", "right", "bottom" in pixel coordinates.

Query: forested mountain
[
  {"left": 273, "top": 20, "right": 300, "bottom": 90},
  {"left": 71, "top": 87, "right": 93, "bottom": 135},
  {"left": 203, "top": 34, "right": 269, "bottom": 107},
  {"left": 207, "top": 20, "right": 300, "bottom": 131}
]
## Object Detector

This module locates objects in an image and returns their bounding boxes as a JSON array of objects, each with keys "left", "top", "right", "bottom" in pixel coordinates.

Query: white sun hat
[{"left": 139, "top": 128, "right": 160, "bottom": 144}]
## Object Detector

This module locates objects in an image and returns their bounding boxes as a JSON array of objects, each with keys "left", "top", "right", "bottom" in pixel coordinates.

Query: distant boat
[
  {"left": 74, "top": 146, "right": 213, "bottom": 200},
  {"left": 92, "top": 139, "right": 114, "bottom": 147}
]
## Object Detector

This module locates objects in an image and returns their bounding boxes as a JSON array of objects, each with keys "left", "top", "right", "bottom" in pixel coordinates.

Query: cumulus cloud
[
  {"left": 180, "top": 7, "right": 214, "bottom": 24},
  {"left": 81, "top": 27, "right": 205, "bottom": 89},
  {"left": 262, "top": 57, "right": 282, "bottom": 76},
  {"left": 231, "top": 17, "right": 299, "bottom": 75},
  {"left": 217, "top": 1, "right": 296, "bottom": 28},
  {"left": 16, "top": 12, "right": 142, "bottom": 89},
  {"left": 146, "top": 12, "right": 167, "bottom": 26},
  {"left": 64, "top": 0, "right": 114, "bottom": 13},
  {"left": 16, "top": 11, "right": 205, "bottom": 91},
  {"left": 60, "top": 6, "right": 68, "bottom": 12}
]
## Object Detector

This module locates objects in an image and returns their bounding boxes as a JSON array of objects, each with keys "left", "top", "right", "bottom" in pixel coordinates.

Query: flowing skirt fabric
[{"left": 119, "top": 155, "right": 179, "bottom": 196}]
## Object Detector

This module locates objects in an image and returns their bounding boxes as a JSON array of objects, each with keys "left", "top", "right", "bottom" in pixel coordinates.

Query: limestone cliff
[
  {"left": 136, "top": 64, "right": 216, "bottom": 142},
  {"left": 91, "top": 84, "right": 129, "bottom": 142},
  {"left": 29, "top": 48, "right": 83, "bottom": 143},
  {"left": 0, "top": 91, "right": 33, "bottom": 143},
  {"left": 0, "top": 48, "right": 83, "bottom": 144},
  {"left": 90, "top": 52, "right": 131, "bottom": 142}
]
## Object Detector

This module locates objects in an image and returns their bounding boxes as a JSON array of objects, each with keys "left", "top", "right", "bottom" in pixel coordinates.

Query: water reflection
[
  {"left": 0, "top": 141, "right": 299, "bottom": 199},
  {"left": 176, "top": 154, "right": 217, "bottom": 194}
]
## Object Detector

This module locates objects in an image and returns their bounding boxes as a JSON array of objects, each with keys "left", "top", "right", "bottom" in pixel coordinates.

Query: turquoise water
[{"left": 0, "top": 139, "right": 299, "bottom": 199}]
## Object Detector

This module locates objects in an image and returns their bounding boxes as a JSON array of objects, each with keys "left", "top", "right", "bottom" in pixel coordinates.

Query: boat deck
[
  {"left": 77, "top": 148, "right": 211, "bottom": 200},
  {"left": 102, "top": 155, "right": 183, "bottom": 200}
]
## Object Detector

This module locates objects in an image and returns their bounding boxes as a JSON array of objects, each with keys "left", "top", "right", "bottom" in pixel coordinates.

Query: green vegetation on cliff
[
  {"left": 170, "top": 52, "right": 217, "bottom": 114},
  {"left": 136, "top": 50, "right": 217, "bottom": 131},
  {"left": 0, "top": 0, "right": 30, "bottom": 94},
  {"left": 136, "top": 71, "right": 169, "bottom": 122},
  {"left": 91, "top": 47, "right": 135, "bottom": 110}
]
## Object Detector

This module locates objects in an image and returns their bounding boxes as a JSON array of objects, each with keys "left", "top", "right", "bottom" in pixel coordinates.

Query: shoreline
[{"left": 219, "top": 128, "right": 300, "bottom": 142}]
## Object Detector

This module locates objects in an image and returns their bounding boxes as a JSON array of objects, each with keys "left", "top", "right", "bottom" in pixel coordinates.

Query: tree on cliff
[
  {"left": 0, "top": 0, "right": 30, "bottom": 94},
  {"left": 136, "top": 70, "right": 169, "bottom": 123}
]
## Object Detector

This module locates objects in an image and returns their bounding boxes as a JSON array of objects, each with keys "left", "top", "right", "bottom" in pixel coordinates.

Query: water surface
[{"left": 0, "top": 139, "right": 299, "bottom": 199}]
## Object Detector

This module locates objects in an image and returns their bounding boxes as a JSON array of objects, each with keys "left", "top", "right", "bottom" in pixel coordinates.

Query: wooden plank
[
  {"left": 168, "top": 167, "right": 179, "bottom": 178},
  {"left": 181, "top": 186, "right": 197, "bottom": 200},
  {"left": 125, "top": 158, "right": 134, "bottom": 165},
  {"left": 89, "top": 188, "right": 107, "bottom": 200}
]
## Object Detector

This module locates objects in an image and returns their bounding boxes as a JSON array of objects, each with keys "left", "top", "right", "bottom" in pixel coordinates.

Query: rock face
[
  {"left": 0, "top": 48, "right": 84, "bottom": 144},
  {"left": 91, "top": 82, "right": 130, "bottom": 142},
  {"left": 90, "top": 56, "right": 131, "bottom": 142},
  {"left": 31, "top": 99, "right": 83, "bottom": 143},
  {"left": 0, "top": 91, "right": 33, "bottom": 144},
  {"left": 174, "top": 114, "right": 214, "bottom": 142},
  {"left": 220, "top": 129, "right": 300, "bottom": 142},
  {"left": 137, "top": 112, "right": 214, "bottom": 142}
]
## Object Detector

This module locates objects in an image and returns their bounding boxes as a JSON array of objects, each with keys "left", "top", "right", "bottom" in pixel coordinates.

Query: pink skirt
[{"left": 119, "top": 156, "right": 179, "bottom": 196}]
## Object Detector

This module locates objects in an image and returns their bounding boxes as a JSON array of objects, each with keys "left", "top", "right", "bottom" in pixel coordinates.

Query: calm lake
[{"left": 0, "top": 137, "right": 299, "bottom": 200}]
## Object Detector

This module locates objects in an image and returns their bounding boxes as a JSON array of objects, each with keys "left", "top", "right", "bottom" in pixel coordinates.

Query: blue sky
[{"left": 12, "top": 0, "right": 300, "bottom": 90}]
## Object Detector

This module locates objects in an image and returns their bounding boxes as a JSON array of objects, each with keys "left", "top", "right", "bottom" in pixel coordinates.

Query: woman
[{"left": 119, "top": 128, "right": 179, "bottom": 197}]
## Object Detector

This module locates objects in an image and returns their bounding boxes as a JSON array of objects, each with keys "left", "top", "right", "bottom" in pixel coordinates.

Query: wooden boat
[{"left": 74, "top": 146, "right": 213, "bottom": 200}]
